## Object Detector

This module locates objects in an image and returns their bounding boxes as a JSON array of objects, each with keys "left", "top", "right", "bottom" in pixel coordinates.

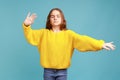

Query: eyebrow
[{"left": 51, "top": 14, "right": 61, "bottom": 17}]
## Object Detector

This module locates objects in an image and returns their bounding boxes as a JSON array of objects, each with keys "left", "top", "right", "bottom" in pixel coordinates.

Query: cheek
[
  {"left": 59, "top": 19, "right": 62, "bottom": 23},
  {"left": 50, "top": 18, "right": 53, "bottom": 21},
  {"left": 50, "top": 19, "right": 54, "bottom": 23}
]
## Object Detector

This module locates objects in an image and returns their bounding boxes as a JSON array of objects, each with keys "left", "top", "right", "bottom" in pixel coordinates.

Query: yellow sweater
[{"left": 23, "top": 24, "right": 104, "bottom": 69}]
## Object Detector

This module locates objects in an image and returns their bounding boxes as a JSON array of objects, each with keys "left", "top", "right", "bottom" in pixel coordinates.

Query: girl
[{"left": 23, "top": 8, "right": 115, "bottom": 80}]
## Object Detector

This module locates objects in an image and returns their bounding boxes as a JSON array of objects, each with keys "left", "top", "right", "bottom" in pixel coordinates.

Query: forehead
[{"left": 50, "top": 10, "right": 61, "bottom": 15}]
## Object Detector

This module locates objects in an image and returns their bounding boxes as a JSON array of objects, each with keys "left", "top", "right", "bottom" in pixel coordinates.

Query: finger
[
  {"left": 31, "top": 13, "right": 37, "bottom": 17},
  {"left": 109, "top": 42, "right": 114, "bottom": 44},
  {"left": 103, "top": 46, "right": 110, "bottom": 50},
  {"left": 111, "top": 47, "right": 115, "bottom": 50},
  {"left": 29, "top": 17, "right": 32, "bottom": 21},
  {"left": 109, "top": 44, "right": 115, "bottom": 50},
  {"left": 111, "top": 45, "right": 115, "bottom": 50},
  {"left": 27, "top": 12, "right": 31, "bottom": 18},
  {"left": 111, "top": 44, "right": 116, "bottom": 48},
  {"left": 30, "top": 14, "right": 37, "bottom": 22},
  {"left": 109, "top": 43, "right": 115, "bottom": 50},
  {"left": 31, "top": 13, "right": 37, "bottom": 19},
  {"left": 108, "top": 45, "right": 114, "bottom": 50}
]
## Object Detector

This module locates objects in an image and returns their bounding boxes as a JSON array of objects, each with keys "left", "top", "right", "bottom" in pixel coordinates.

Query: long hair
[{"left": 46, "top": 8, "right": 67, "bottom": 30}]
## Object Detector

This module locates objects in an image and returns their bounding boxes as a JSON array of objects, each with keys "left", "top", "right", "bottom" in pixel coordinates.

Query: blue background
[{"left": 0, "top": 0, "right": 120, "bottom": 80}]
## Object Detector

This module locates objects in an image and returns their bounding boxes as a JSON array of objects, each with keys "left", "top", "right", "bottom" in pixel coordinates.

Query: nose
[{"left": 54, "top": 16, "right": 57, "bottom": 20}]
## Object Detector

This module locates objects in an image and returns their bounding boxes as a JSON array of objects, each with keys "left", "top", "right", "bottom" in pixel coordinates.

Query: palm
[{"left": 24, "top": 12, "right": 37, "bottom": 26}]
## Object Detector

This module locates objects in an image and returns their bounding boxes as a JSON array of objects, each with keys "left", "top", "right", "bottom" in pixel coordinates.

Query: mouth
[
  {"left": 54, "top": 21, "right": 59, "bottom": 23},
  {"left": 54, "top": 20, "right": 58, "bottom": 22}
]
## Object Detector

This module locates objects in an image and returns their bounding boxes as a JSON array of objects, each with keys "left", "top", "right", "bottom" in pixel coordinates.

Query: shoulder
[
  {"left": 65, "top": 29, "right": 77, "bottom": 35},
  {"left": 39, "top": 28, "right": 50, "bottom": 32},
  {"left": 34, "top": 28, "right": 50, "bottom": 35},
  {"left": 65, "top": 29, "right": 85, "bottom": 38},
  {"left": 66, "top": 29, "right": 74, "bottom": 33}
]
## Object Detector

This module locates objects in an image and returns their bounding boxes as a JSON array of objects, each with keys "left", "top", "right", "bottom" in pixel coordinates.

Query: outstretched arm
[
  {"left": 102, "top": 42, "right": 115, "bottom": 50},
  {"left": 69, "top": 30, "right": 115, "bottom": 52}
]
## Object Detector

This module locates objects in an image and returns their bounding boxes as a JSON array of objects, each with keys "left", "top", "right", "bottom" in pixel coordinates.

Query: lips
[{"left": 54, "top": 21, "right": 58, "bottom": 23}]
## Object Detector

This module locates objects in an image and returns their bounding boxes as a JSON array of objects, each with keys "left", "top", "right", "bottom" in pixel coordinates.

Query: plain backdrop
[{"left": 0, "top": 0, "right": 120, "bottom": 80}]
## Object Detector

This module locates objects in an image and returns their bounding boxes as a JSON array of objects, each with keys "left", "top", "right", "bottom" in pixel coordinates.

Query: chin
[{"left": 53, "top": 24, "right": 61, "bottom": 26}]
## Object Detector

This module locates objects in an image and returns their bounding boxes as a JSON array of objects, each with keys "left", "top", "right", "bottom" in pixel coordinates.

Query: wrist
[{"left": 23, "top": 23, "right": 30, "bottom": 27}]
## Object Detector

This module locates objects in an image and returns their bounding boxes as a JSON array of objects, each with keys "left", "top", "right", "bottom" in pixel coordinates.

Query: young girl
[{"left": 23, "top": 8, "right": 115, "bottom": 80}]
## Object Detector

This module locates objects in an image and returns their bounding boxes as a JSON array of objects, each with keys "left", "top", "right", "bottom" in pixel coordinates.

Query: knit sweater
[{"left": 23, "top": 24, "right": 104, "bottom": 69}]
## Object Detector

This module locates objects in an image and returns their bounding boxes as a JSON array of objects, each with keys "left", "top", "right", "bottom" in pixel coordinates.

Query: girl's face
[{"left": 50, "top": 10, "right": 62, "bottom": 27}]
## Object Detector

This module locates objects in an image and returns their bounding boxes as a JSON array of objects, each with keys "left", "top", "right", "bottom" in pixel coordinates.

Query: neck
[{"left": 52, "top": 26, "right": 61, "bottom": 32}]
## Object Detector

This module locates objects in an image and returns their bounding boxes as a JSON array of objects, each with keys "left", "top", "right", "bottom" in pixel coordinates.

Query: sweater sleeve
[
  {"left": 22, "top": 24, "right": 43, "bottom": 46},
  {"left": 69, "top": 30, "right": 105, "bottom": 52}
]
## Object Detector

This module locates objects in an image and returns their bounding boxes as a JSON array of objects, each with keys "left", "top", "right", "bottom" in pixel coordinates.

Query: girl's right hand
[{"left": 24, "top": 12, "right": 37, "bottom": 26}]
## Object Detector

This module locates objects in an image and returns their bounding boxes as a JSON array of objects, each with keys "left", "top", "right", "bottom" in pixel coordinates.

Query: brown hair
[{"left": 46, "top": 8, "right": 67, "bottom": 30}]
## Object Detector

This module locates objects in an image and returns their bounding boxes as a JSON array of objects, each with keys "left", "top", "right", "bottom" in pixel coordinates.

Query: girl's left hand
[{"left": 102, "top": 42, "right": 115, "bottom": 50}]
